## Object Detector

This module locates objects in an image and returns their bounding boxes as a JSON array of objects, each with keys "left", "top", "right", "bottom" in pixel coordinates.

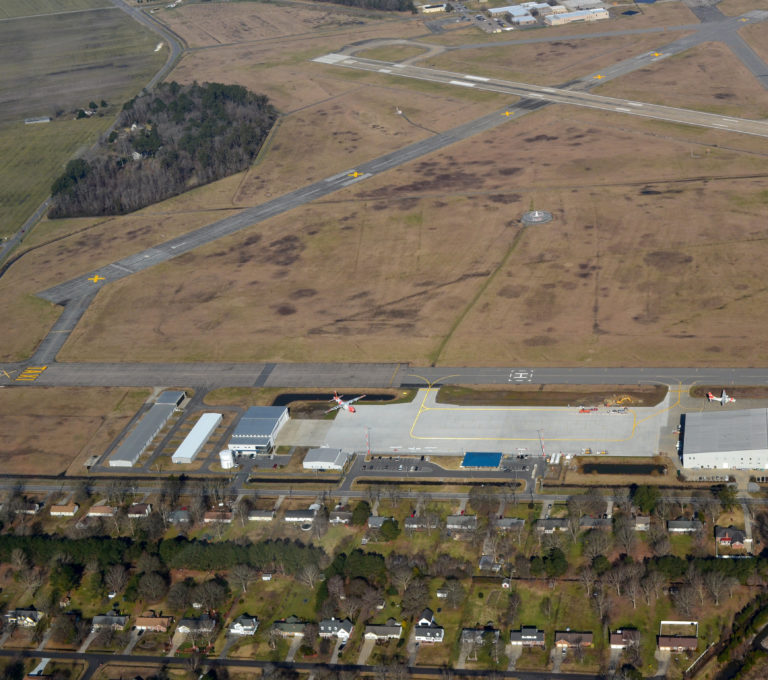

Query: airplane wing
[
  {"left": 324, "top": 403, "right": 343, "bottom": 414},
  {"left": 346, "top": 395, "right": 366, "bottom": 405}
]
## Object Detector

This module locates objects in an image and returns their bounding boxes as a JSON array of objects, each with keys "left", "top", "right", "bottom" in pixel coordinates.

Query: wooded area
[
  {"left": 48, "top": 82, "right": 277, "bottom": 217},
  {"left": 312, "top": 0, "right": 415, "bottom": 11}
]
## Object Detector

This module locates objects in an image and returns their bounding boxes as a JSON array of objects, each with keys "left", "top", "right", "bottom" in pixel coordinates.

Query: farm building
[
  {"left": 172, "top": 413, "right": 222, "bottom": 464},
  {"left": 461, "top": 451, "right": 503, "bottom": 468},
  {"left": 227, "top": 406, "right": 288, "bottom": 455},
  {"left": 545, "top": 8, "right": 609, "bottom": 24},
  {"left": 303, "top": 448, "right": 349, "bottom": 471},
  {"left": 682, "top": 409, "right": 768, "bottom": 469},
  {"left": 108, "top": 391, "right": 185, "bottom": 467}
]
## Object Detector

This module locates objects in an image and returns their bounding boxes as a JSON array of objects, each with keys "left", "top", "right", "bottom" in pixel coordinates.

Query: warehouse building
[
  {"left": 682, "top": 408, "right": 768, "bottom": 469},
  {"left": 545, "top": 7, "right": 609, "bottom": 24},
  {"left": 228, "top": 406, "right": 289, "bottom": 455},
  {"left": 172, "top": 413, "right": 223, "bottom": 464},
  {"left": 303, "top": 448, "right": 349, "bottom": 471},
  {"left": 108, "top": 391, "right": 185, "bottom": 467}
]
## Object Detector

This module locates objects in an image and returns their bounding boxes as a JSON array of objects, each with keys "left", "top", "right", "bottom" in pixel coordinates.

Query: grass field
[
  {"left": 0, "top": 0, "right": 165, "bottom": 235},
  {"left": 0, "top": 387, "right": 150, "bottom": 475},
  {"left": 0, "top": 0, "right": 109, "bottom": 19}
]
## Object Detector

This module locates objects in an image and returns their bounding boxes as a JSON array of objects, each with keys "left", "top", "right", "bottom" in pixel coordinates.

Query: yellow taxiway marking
[
  {"left": 502, "top": 111, "right": 514, "bottom": 117},
  {"left": 739, "top": 17, "right": 748, "bottom": 21},
  {"left": 348, "top": 171, "right": 363, "bottom": 178},
  {"left": 16, "top": 366, "right": 47, "bottom": 382},
  {"left": 593, "top": 74, "right": 605, "bottom": 80},
  {"left": 651, "top": 52, "right": 662, "bottom": 57},
  {"left": 88, "top": 274, "right": 106, "bottom": 283}
]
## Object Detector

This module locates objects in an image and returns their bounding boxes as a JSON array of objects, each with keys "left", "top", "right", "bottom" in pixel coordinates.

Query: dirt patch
[{"left": 436, "top": 384, "right": 667, "bottom": 407}]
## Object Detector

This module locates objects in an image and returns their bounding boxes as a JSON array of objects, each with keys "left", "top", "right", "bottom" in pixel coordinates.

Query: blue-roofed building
[
  {"left": 461, "top": 452, "right": 503, "bottom": 468},
  {"left": 227, "top": 406, "right": 289, "bottom": 455}
]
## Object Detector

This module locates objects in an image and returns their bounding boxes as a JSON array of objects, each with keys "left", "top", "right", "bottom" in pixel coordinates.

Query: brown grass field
[
  {"left": 0, "top": 387, "right": 150, "bottom": 475},
  {"left": 3, "top": 0, "right": 768, "bottom": 369},
  {"left": 739, "top": 22, "right": 768, "bottom": 65},
  {"left": 594, "top": 41, "right": 768, "bottom": 119},
  {"left": 421, "top": 31, "right": 693, "bottom": 86}
]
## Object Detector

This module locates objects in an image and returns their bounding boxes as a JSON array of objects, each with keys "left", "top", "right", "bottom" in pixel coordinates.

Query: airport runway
[
  {"left": 313, "top": 50, "right": 768, "bottom": 138},
  {"left": 4, "top": 361, "right": 768, "bottom": 388}
]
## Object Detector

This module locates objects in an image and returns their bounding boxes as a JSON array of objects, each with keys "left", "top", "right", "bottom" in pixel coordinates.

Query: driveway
[
  {"left": 166, "top": 631, "right": 184, "bottom": 657},
  {"left": 507, "top": 643, "right": 522, "bottom": 670},
  {"left": 357, "top": 637, "right": 375, "bottom": 665},
  {"left": 551, "top": 646, "right": 564, "bottom": 672},
  {"left": 406, "top": 631, "right": 418, "bottom": 665},
  {"left": 329, "top": 638, "right": 344, "bottom": 664},
  {"left": 654, "top": 649, "right": 671, "bottom": 677},
  {"left": 121, "top": 629, "right": 141, "bottom": 655},
  {"left": 77, "top": 630, "right": 99, "bottom": 653},
  {"left": 609, "top": 647, "right": 622, "bottom": 672},
  {"left": 285, "top": 635, "right": 303, "bottom": 662}
]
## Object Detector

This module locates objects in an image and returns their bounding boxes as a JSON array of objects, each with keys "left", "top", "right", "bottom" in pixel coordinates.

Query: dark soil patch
[
  {"left": 644, "top": 250, "right": 693, "bottom": 268},
  {"left": 437, "top": 384, "right": 668, "bottom": 407}
]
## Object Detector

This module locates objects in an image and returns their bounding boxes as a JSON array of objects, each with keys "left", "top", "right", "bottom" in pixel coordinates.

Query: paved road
[{"left": 0, "top": 647, "right": 602, "bottom": 679}]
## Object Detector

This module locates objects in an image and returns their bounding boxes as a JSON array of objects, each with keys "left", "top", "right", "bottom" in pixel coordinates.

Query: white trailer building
[
  {"left": 682, "top": 408, "right": 768, "bottom": 469},
  {"left": 172, "top": 413, "right": 222, "bottom": 464}
]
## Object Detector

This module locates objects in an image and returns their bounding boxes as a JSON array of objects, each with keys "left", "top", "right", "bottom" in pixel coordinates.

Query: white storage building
[
  {"left": 545, "top": 7, "right": 609, "bottom": 24},
  {"left": 682, "top": 408, "right": 768, "bottom": 470},
  {"left": 109, "top": 391, "right": 185, "bottom": 467},
  {"left": 172, "top": 413, "right": 222, "bottom": 464},
  {"left": 303, "top": 448, "right": 349, "bottom": 471},
  {"left": 228, "top": 406, "right": 289, "bottom": 455}
]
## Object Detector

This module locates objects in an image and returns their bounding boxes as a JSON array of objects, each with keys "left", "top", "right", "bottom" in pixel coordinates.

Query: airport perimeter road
[
  {"left": 7, "top": 361, "right": 768, "bottom": 389},
  {"left": 314, "top": 52, "right": 768, "bottom": 139}
]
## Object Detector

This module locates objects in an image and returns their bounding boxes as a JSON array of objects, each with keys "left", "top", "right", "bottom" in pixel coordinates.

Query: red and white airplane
[
  {"left": 325, "top": 391, "right": 366, "bottom": 414},
  {"left": 707, "top": 389, "right": 735, "bottom": 405}
]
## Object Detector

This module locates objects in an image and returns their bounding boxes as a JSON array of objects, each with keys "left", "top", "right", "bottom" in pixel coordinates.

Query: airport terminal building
[{"left": 682, "top": 408, "right": 768, "bottom": 469}]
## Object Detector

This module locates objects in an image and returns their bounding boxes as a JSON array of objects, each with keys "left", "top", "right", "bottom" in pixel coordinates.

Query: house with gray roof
[
  {"left": 229, "top": 614, "right": 259, "bottom": 636},
  {"left": 446, "top": 515, "right": 478, "bottom": 532},
  {"left": 510, "top": 626, "right": 545, "bottom": 647},
  {"left": 5, "top": 608, "right": 42, "bottom": 628},
  {"left": 494, "top": 517, "right": 525, "bottom": 531},
  {"left": 668, "top": 518, "right": 704, "bottom": 533},
  {"left": 319, "top": 617, "right": 353, "bottom": 640},
  {"left": 91, "top": 612, "right": 129, "bottom": 632},
  {"left": 414, "top": 609, "right": 444, "bottom": 643},
  {"left": 177, "top": 615, "right": 216, "bottom": 635},
  {"left": 273, "top": 616, "right": 307, "bottom": 637},
  {"left": 365, "top": 618, "right": 402, "bottom": 640},
  {"left": 535, "top": 518, "right": 569, "bottom": 533}
]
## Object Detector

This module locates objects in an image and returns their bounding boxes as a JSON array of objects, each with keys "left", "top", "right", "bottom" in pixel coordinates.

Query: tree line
[
  {"left": 311, "top": 0, "right": 415, "bottom": 11},
  {"left": 48, "top": 81, "right": 277, "bottom": 218}
]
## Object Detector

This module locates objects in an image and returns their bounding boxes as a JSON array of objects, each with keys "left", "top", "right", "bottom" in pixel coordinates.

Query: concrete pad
[
  {"left": 507, "top": 644, "right": 522, "bottom": 670},
  {"left": 284, "top": 389, "right": 669, "bottom": 457}
]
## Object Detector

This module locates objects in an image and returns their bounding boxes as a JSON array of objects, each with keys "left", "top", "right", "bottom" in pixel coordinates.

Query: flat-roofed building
[
  {"left": 109, "top": 392, "right": 185, "bottom": 467},
  {"left": 50, "top": 503, "right": 79, "bottom": 517},
  {"left": 303, "top": 448, "right": 349, "bottom": 471},
  {"left": 421, "top": 3, "right": 448, "bottom": 12},
  {"left": 545, "top": 7, "right": 609, "bottom": 24},
  {"left": 172, "top": 413, "right": 223, "bottom": 464},
  {"left": 228, "top": 406, "right": 288, "bottom": 455},
  {"left": 682, "top": 409, "right": 768, "bottom": 469}
]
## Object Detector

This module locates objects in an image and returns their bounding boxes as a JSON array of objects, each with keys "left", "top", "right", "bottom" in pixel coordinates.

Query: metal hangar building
[{"left": 682, "top": 408, "right": 768, "bottom": 469}]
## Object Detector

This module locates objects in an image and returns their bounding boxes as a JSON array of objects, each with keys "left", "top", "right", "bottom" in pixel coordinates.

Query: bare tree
[
  {"left": 105, "top": 565, "right": 128, "bottom": 594},
  {"left": 10, "top": 549, "right": 29, "bottom": 574},
  {"left": 390, "top": 566, "right": 413, "bottom": 594},
  {"left": 625, "top": 571, "right": 641, "bottom": 609},
  {"left": 703, "top": 571, "right": 731, "bottom": 606},
  {"left": 138, "top": 572, "right": 168, "bottom": 603},
  {"left": 327, "top": 575, "right": 345, "bottom": 602},
  {"left": 605, "top": 565, "right": 626, "bottom": 597},
  {"left": 582, "top": 530, "right": 611, "bottom": 561},
  {"left": 593, "top": 583, "right": 610, "bottom": 620},
  {"left": 579, "top": 566, "right": 597, "bottom": 598},
  {"left": 297, "top": 563, "right": 322, "bottom": 590},
  {"left": 230, "top": 564, "right": 258, "bottom": 593},
  {"left": 672, "top": 585, "right": 697, "bottom": 617},
  {"left": 444, "top": 580, "right": 466, "bottom": 609},
  {"left": 640, "top": 570, "right": 665, "bottom": 605},
  {"left": 234, "top": 497, "right": 253, "bottom": 527},
  {"left": 685, "top": 566, "right": 706, "bottom": 607}
]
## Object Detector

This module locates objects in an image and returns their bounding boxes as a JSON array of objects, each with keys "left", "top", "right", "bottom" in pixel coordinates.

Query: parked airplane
[
  {"left": 707, "top": 389, "right": 735, "bottom": 405},
  {"left": 326, "top": 391, "right": 366, "bottom": 414}
]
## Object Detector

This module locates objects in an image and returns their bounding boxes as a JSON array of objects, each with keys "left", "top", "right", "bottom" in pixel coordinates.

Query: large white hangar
[
  {"left": 682, "top": 408, "right": 768, "bottom": 469},
  {"left": 228, "top": 406, "right": 289, "bottom": 455}
]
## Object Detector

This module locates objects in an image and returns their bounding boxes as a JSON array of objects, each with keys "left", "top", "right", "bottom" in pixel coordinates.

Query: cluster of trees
[{"left": 49, "top": 81, "right": 277, "bottom": 217}]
